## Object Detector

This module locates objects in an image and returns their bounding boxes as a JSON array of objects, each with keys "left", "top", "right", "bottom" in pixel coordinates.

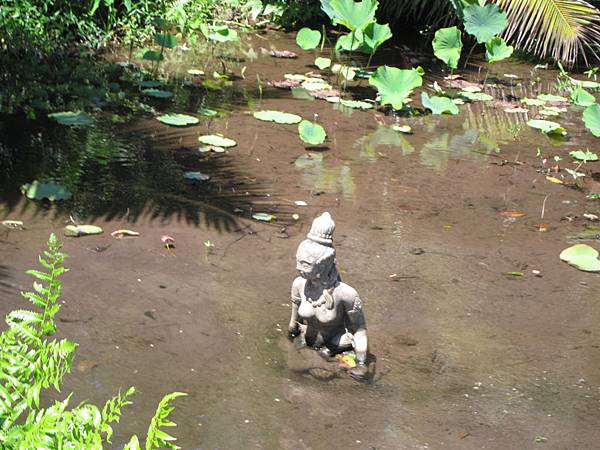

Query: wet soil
[{"left": 1, "top": 32, "right": 600, "bottom": 449}]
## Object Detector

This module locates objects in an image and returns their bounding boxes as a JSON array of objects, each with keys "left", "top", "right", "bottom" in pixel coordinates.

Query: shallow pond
[{"left": 1, "top": 31, "right": 600, "bottom": 449}]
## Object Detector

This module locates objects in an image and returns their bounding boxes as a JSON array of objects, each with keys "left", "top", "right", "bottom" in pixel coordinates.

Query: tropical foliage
[{"left": 0, "top": 234, "right": 184, "bottom": 449}]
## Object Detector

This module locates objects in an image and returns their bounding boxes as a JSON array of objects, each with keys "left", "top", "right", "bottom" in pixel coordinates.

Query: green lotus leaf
[
  {"left": 336, "top": 30, "right": 363, "bottom": 51},
  {"left": 539, "top": 109, "right": 559, "bottom": 116},
  {"left": 298, "top": 120, "right": 327, "bottom": 145},
  {"left": 64, "top": 225, "right": 103, "bottom": 237},
  {"left": 142, "top": 50, "right": 163, "bottom": 61},
  {"left": 207, "top": 26, "right": 238, "bottom": 43},
  {"left": 571, "top": 88, "right": 596, "bottom": 107},
  {"left": 521, "top": 97, "right": 545, "bottom": 106},
  {"left": 253, "top": 110, "right": 302, "bottom": 124},
  {"left": 459, "top": 91, "right": 493, "bottom": 101},
  {"left": 296, "top": 27, "right": 321, "bottom": 50},
  {"left": 331, "top": 63, "right": 356, "bottom": 81},
  {"left": 141, "top": 89, "right": 173, "bottom": 98},
  {"left": 48, "top": 111, "right": 94, "bottom": 126},
  {"left": 432, "top": 26, "right": 462, "bottom": 69},
  {"left": 155, "top": 33, "right": 177, "bottom": 49},
  {"left": 198, "top": 107, "right": 218, "bottom": 117},
  {"left": 485, "top": 37, "right": 513, "bottom": 63},
  {"left": 368, "top": 66, "right": 424, "bottom": 109},
  {"left": 198, "top": 134, "right": 237, "bottom": 147},
  {"left": 21, "top": 181, "right": 72, "bottom": 201},
  {"left": 329, "top": 0, "right": 377, "bottom": 31},
  {"left": 339, "top": 99, "right": 373, "bottom": 109},
  {"left": 421, "top": 92, "right": 459, "bottom": 115},
  {"left": 560, "top": 244, "right": 600, "bottom": 272},
  {"left": 537, "top": 94, "right": 568, "bottom": 102},
  {"left": 527, "top": 119, "right": 567, "bottom": 136},
  {"left": 463, "top": 3, "right": 507, "bottom": 44},
  {"left": 570, "top": 149, "right": 598, "bottom": 161},
  {"left": 157, "top": 114, "right": 199, "bottom": 126},
  {"left": 583, "top": 103, "right": 600, "bottom": 137},
  {"left": 315, "top": 57, "right": 332, "bottom": 70},
  {"left": 361, "top": 22, "right": 392, "bottom": 54}
]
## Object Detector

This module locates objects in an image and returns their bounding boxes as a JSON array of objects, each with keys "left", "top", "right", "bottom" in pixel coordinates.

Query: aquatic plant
[
  {"left": 298, "top": 118, "right": 327, "bottom": 145},
  {"left": 583, "top": 103, "right": 600, "bottom": 136},
  {"left": 368, "top": 66, "right": 424, "bottom": 110},
  {"left": 296, "top": 27, "right": 322, "bottom": 49},
  {"left": 432, "top": 26, "right": 463, "bottom": 69},
  {"left": 421, "top": 92, "right": 459, "bottom": 115},
  {"left": 0, "top": 234, "right": 184, "bottom": 448}
]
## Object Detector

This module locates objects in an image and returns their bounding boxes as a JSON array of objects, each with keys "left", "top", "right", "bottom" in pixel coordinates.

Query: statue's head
[
  {"left": 306, "top": 212, "right": 335, "bottom": 246},
  {"left": 296, "top": 212, "right": 338, "bottom": 285}
]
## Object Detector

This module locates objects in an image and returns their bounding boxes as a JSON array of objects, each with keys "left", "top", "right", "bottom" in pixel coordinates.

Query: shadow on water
[{"left": 0, "top": 265, "right": 12, "bottom": 295}]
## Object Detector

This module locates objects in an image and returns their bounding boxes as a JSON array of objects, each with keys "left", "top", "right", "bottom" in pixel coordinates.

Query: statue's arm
[
  {"left": 288, "top": 278, "right": 302, "bottom": 337},
  {"left": 346, "top": 296, "right": 368, "bottom": 364}
]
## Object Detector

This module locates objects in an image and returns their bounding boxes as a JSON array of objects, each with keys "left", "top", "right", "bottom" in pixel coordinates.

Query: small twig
[{"left": 540, "top": 194, "right": 549, "bottom": 220}]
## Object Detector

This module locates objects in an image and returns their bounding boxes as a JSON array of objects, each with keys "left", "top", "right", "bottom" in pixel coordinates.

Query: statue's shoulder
[
  {"left": 291, "top": 276, "right": 306, "bottom": 292},
  {"left": 334, "top": 282, "right": 359, "bottom": 300}
]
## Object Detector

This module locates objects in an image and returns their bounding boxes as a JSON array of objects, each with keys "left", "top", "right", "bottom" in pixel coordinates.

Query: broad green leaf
[
  {"left": 198, "top": 107, "right": 218, "bottom": 117},
  {"left": 207, "top": 26, "right": 238, "bottom": 43},
  {"left": 571, "top": 88, "right": 595, "bottom": 107},
  {"left": 421, "top": 92, "right": 459, "bottom": 115},
  {"left": 253, "top": 110, "right": 302, "bottom": 124},
  {"left": 339, "top": 99, "right": 373, "bottom": 109},
  {"left": 315, "top": 57, "right": 332, "bottom": 70},
  {"left": 336, "top": 30, "right": 363, "bottom": 51},
  {"left": 155, "top": 33, "right": 177, "bottom": 49},
  {"left": 485, "top": 37, "right": 513, "bottom": 63},
  {"left": 142, "top": 50, "right": 163, "bottom": 61},
  {"left": 64, "top": 225, "right": 103, "bottom": 237},
  {"left": 463, "top": 3, "right": 507, "bottom": 43},
  {"left": 570, "top": 149, "right": 598, "bottom": 161},
  {"left": 296, "top": 28, "right": 321, "bottom": 50},
  {"left": 560, "top": 244, "right": 600, "bottom": 272},
  {"left": 320, "top": 0, "right": 336, "bottom": 19},
  {"left": 157, "top": 114, "right": 199, "bottom": 126},
  {"left": 432, "top": 27, "right": 462, "bottom": 69},
  {"left": 368, "top": 66, "right": 424, "bottom": 109},
  {"left": 298, "top": 120, "right": 327, "bottom": 145},
  {"left": 48, "top": 111, "right": 94, "bottom": 126},
  {"left": 527, "top": 119, "right": 567, "bottom": 136},
  {"left": 329, "top": 0, "right": 378, "bottom": 31},
  {"left": 331, "top": 64, "right": 356, "bottom": 81},
  {"left": 142, "top": 89, "right": 173, "bottom": 98},
  {"left": 198, "top": 134, "right": 237, "bottom": 147},
  {"left": 361, "top": 22, "right": 392, "bottom": 54},
  {"left": 459, "top": 91, "right": 493, "bottom": 101},
  {"left": 537, "top": 94, "right": 568, "bottom": 102},
  {"left": 521, "top": 97, "right": 545, "bottom": 106},
  {"left": 583, "top": 103, "right": 600, "bottom": 137},
  {"left": 21, "top": 181, "right": 72, "bottom": 201}
]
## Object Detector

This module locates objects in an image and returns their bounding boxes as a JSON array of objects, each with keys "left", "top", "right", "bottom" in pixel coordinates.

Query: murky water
[{"left": 1, "top": 32, "right": 600, "bottom": 449}]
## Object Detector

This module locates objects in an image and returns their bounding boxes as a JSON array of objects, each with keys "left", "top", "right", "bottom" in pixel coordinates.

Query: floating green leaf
[
  {"left": 432, "top": 26, "right": 462, "bottom": 69},
  {"left": 298, "top": 120, "right": 327, "bottom": 145},
  {"left": 315, "top": 57, "right": 332, "bottom": 70},
  {"left": 296, "top": 27, "right": 322, "bottom": 50},
  {"left": 64, "top": 225, "right": 103, "bottom": 237},
  {"left": 340, "top": 99, "right": 373, "bottom": 109},
  {"left": 198, "top": 134, "right": 237, "bottom": 147},
  {"left": 583, "top": 103, "right": 600, "bottom": 137},
  {"left": 537, "top": 94, "right": 568, "bottom": 102},
  {"left": 521, "top": 97, "right": 545, "bottom": 106},
  {"left": 570, "top": 149, "right": 598, "bottom": 161},
  {"left": 485, "top": 37, "right": 513, "bottom": 63},
  {"left": 48, "top": 111, "right": 94, "bottom": 126},
  {"left": 571, "top": 88, "right": 596, "bottom": 107},
  {"left": 560, "top": 244, "right": 600, "bottom": 272},
  {"left": 198, "top": 107, "right": 218, "bottom": 117},
  {"left": 142, "top": 89, "right": 173, "bottom": 98},
  {"left": 329, "top": 0, "right": 377, "bottom": 31},
  {"left": 21, "top": 181, "right": 72, "bottom": 201},
  {"left": 361, "top": 22, "right": 392, "bottom": 54},
  {"left": 155, "top": 33, "right": 177, "bottom": 49},
  {"left": 459, "top": 91, "right": 493, "bottom": 101},
  {"left": 206, "top": 26, "right": 238, "bottom": 43},
  {"left": 369, "top": 66, "right": 423, "bottom": 109},
  {"left": 253, "top": 213, "right": 276, "bottom": 222},
  {"left": 253, "top": 110, "right": 302, "bottom": 124},
  {"left": 157, "top": 114, "right": 199, "bottom": 126},
  {"left": 463, "top": 3, "right": 507, "bottom": 43},
  {"left": 421, "top": 92, "right": 459, "bottom": 115},
  {"left": 527, "top": 119, "right": 567, "bottom": 136}
]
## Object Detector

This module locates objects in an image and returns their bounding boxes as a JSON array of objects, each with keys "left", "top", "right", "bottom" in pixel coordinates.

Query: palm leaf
[{"left": 495, "top": 0, "right": 600, "bottom": 65}]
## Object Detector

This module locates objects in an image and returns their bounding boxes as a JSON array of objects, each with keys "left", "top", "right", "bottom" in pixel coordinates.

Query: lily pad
[
  {"left": 183, "top": 171, "right": 210, "bottom": 181},
  {"left": 485, "top": 37, "right": 513, "bottom": 63},
  {"left": 21, "top": 181, "right": 72, "bottom": 201},
  {"left": 463, "top": 3, "right": 507, "bottom": 44},
  {"left": 64, "top": 225, "right": 103, "bottom": 237},
  {"left": 206, "top": 25, "right": 238, "bottom": 43},
  {"left": 111, "top": 229, "right": 140, "bottom": 238},
  {"left": 521, "top": 97, "right": 545, "bottom": 106},
  {"left": 537, "top": 94, "right": 568, "bottom": 102},
  {"left": 459, "top": 91, "right": 493, "bottom": 101},
  {"left": 570, "top": 149, "right": 598, "bottom": 161},
  {"left": 252, "top": 213, "right": 276, "bottom": 222},
  {"left": 560, "top": 244, "right": 600, "bottom": 272},
  {"left": 298, "top": 120, "right": 327, "bottom": 145},
  {"left": 198, "top": 107, "right": 218, "bottom": 117},
  {"left": 198, "top": 135, "right": 237, "bottom": 147},
  {"left": 315, "top": 57, "right": 332, "bottom": 70},
  {"left": 539, "top": 109, "right": 560, "bottom": 116},
  {"left": 142, "top": 89, "right": 174, "bottom": 99},
  {"left": 368, "top": 66, "right": 423, "bottom": 109},
  {"left": 571, "top": 88, "right": 595, "bottom": 107},
  {"left": 284, "top": 74, "right": 307, "bottom": 81},
  {"left": 199, "top": 145, "right": 226, "bottom": 153},
  {"left": 583, "top": 103, "right": 600, "bottom": 137},
  {"left": 253, "top": 110, "right": 302, "bottom": 124},
  {"left": 432, "top": 26, "right": 462, "bottom": 69},
  {"left": 48, "top": 111, "right": 94, "bottom": 126},
  {"left": 157, "top": 114, "right": 199, "bottom": 126},
  {"left": 421, "top": 92, "right": 459, "bottom": 115},
  {"left": 296, "top": 27, "right": 321, "bottom": 50},
  {"left": 527, "top": 119, "right": 567, "bottom": 136},
  {"left": 339, "top": 99, "right": 373, "bottom": 110}
]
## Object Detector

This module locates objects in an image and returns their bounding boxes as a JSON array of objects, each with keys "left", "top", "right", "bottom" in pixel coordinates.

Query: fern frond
[
  {"left": 496, "top": 0, "right": 600, "bottom": 65},
  {"left": 100, "top": 387, "right": 136, "bottom": 443},
  {"left": 145, "top": 392, "right": 187, "bottom": 450}
]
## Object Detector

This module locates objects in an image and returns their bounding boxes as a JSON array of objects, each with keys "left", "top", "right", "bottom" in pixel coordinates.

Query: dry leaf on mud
[
  {"left": 270, "top": 50, "right": 298, "bottom": 58},
  {"left": 268, "top": 79, "right": 301, "bottom": 89},
  {"left": 111, "top": 229, "right": 140, "bottom": 238},
  {"left": 532, "top": 223, "right": 551, "bottom": 232},
  {"left": 500, "top": 211, "right": 526, "bottom": 218},
  {"left": 1, "top": 220, "right": 24, "bottom": 230},
  {"left": 546, "top": 176, "right": 564, "bottom": 184}
]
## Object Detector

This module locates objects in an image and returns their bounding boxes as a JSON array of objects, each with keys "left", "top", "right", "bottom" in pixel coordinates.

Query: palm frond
[{"left": 495, "top": 0, "right": 600, "bottom": 65}]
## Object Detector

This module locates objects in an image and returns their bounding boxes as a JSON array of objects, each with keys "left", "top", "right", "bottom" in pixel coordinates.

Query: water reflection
[{"left": 294, "top": 152, "right": 356, "bottom": 198}]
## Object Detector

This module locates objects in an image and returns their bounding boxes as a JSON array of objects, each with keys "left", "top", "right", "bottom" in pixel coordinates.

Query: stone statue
[{"left": 288, "top": 212, "right": 369, "bottom": 379}]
